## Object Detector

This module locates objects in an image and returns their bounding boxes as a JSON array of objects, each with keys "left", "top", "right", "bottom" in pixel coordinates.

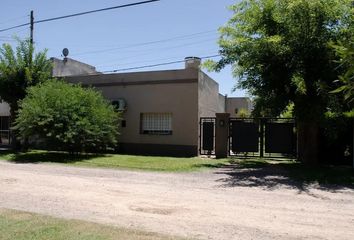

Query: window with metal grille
[{"left": 140, "top": 113, "right": 172, "bottom": 135}]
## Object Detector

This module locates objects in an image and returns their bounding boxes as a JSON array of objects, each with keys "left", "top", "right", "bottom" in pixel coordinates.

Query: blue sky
[{"left": 0, "top": 0, "right": 245, "bottom": 97}]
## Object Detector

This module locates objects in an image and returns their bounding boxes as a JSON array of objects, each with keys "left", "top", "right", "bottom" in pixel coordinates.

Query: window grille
[{"left": 141, "top": 113, "right": 172, "bottom": 135}]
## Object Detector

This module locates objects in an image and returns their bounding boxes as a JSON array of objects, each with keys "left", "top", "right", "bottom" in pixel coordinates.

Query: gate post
[
  {"left": 215, "top": 113, "right": 230, "bottom": 159},
  {"left": 260, "top": 118, "right": 265, "bottom": 158}
]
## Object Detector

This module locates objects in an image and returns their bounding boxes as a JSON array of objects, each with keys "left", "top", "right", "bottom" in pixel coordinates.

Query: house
[
  {"left": 226, "top": 97, "right": 253, "bottom": 117},
  {"left": 0, "top": 56, "right": 252, "bottom": 156}
]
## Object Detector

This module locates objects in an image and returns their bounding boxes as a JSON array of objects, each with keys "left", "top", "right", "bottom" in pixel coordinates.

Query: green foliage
[
  {"left": 0, "top": 39, "right": 52, "bottom": 114},
  {"left": 209, "top": 0, "right": 353, "bottom": 120},
  {"left": 279, "top": 102, "right": 294, "bottom": 118},
  {"left": 331, "top": 37, "right": 354, "bottom": 111},
  {"left": 237, "top": 108, "right": 250, "bottom": 118},
  {"left": 14, "top": 80, "right": 120, "bottom": 153}
]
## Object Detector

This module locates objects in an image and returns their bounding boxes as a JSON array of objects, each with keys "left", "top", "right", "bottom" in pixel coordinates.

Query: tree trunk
[{"left": 297, "top": 121, "right": 320, "bottom": 165}]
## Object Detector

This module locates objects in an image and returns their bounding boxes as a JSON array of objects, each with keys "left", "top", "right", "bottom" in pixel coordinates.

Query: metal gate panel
[
  {"left": 202, "top": 117, "right": 296, "bottom": 157},
  {"left": 199, "top": 118, "right": 216, "bottom": 155},
  {"left": 265, "top": 121, "right": 295, "bottom": 154},
  {"left": 230, "top": 120, "right": 259, "bottom": 153},
  {"left": 202, "top": 122, "right": 214, "bottom": 151}
]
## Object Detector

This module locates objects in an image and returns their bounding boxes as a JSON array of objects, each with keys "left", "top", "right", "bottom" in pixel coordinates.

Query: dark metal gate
[
  {"left": 199, "top": 117, "right": 216, "bottom": 155},
  {"left": 199, "top": 117, "right": 296, "bottom": 157},
  {"left": 229, "top": 118, "right": 260, "bottom": 155},
  {"left": 229, "top": 118, "right": 296, "bottom": 157},
  {"left": 264, "top": 118, "right": 296, "bottom": 156}
]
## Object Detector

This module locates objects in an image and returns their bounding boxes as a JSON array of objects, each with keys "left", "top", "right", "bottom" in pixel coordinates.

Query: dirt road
[{"left": 0, "top": 161, "right": 353, "bottom": 240}]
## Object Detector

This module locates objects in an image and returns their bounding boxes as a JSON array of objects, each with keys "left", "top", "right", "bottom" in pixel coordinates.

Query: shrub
[{"left": 14, "top": 80, "right": 120, "bottom": 153}]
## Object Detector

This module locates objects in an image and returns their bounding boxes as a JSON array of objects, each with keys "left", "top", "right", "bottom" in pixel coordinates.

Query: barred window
[{"left": 141, "top": 113, "right": 172, "bottom": 135}]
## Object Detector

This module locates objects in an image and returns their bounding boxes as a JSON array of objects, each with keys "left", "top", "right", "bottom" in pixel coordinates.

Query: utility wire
[
  {"left": 35, "top": 0, "right": 160, "bottom": 24},
  {"left": 101, "top": 54, "right": 221, "bottom": 73},
  {"left": 73, "top": 37, "right": 218, "bottom": 63},
  {"left": 72, "top": 30, "right": 216, "bottom": 56},
  {"left": 96, "top": 52, "right": 218, "bottom": 68},
  {"left": 0, "top": 0, "right": 160, "bottom": 33},
  {"left": 86, "top": 37, "right": 218, "bottom": 66},
  {"left": 0, "top": 22, "right": 29, "bottom": 33}
]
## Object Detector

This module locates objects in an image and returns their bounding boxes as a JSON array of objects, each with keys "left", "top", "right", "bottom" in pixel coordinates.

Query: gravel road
[{"left": 0, "top": 161, "right": 353, "bottom": 240}]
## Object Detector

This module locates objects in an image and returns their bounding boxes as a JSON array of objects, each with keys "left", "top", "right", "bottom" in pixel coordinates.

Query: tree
[
  {"left": 331, "top": 42, "right": 354, "bottom": 112},
  {"left": 0, "top": 39, "right": 52, "bottom": 148},
  {"left": 237, "top": 108, "right": 250, "bottom": 118},
  {"left": 331, "top": 22, "right": 354, "bottom": 167},
  {"left": 206, "top": 0, "right": 353, "bottom": 164},
  {"left": 14, "top": 80, "right": 120, "bottom": 153}
]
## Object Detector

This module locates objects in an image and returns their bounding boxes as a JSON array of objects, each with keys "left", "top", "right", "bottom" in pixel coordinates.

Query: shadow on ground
[
  {"left": 214, "top": 158, "right": 354, "bottom": 193},
  {"left": 1, "top": 151, "right": 105, "bottom": 164}
]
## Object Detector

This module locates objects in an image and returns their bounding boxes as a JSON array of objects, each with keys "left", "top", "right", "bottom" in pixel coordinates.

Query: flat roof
[{"left": 65, "top": 68, "right": 199, "bottom": 87}]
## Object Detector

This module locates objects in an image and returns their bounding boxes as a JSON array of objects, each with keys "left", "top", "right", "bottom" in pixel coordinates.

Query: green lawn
[
  {"left": 0, "top": 209, "right": 186, "bottom": 240},
  {"left": 0, "top": 150, "right": 228, "bottom": 172},
  {"left": 0, "top": 150, "right": 352, "bottom": 185}
]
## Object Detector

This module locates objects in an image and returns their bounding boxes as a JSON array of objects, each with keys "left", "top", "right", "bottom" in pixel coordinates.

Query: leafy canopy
[
  {"left": 332, "top": 41, "right": 354, "bottom": 116},
  {"left": 206, "top": 0, "right": 353, "bottom": 120},
  {"left": 0, "top": 39, "right": 52, "bottom": 112},
  {"left": 14, "top": 80, "right": 120, "bottom": 153}
]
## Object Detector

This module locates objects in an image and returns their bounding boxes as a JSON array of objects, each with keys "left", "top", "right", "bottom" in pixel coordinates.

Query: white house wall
[
  {"left": 66, "top": 68, "right": 200, "bottom": 156},
  {"left": 198, "top": 71, "right": 225, "bottom": 118}
]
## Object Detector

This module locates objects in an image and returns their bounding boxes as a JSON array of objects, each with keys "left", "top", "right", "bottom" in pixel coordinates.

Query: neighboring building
[
  {"left": 226, "top": 97, "right": 253, "bottom": 118},
  {"left": 0, "top": 56, "right": 252, "bottom": 156},
  {"left": 51, "top": 57, "right": 98, "bottom": 77}
]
